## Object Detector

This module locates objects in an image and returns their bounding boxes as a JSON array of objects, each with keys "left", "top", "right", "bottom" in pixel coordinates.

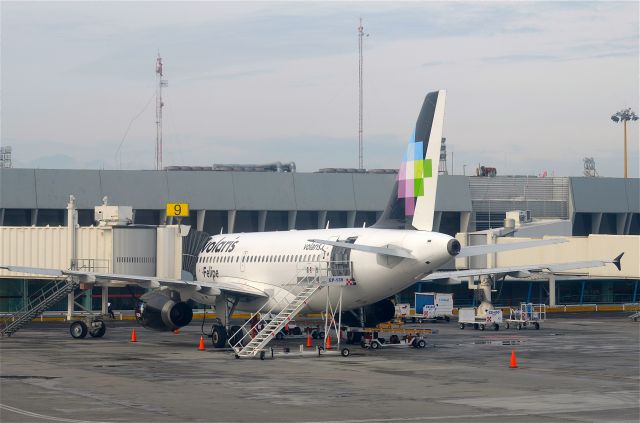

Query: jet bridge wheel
[
  {"left": 70, "top": 321, "right": 88, "bottom": 339},
  {"left": 210, "top": 325, "right": 228, "bottom": 348}
]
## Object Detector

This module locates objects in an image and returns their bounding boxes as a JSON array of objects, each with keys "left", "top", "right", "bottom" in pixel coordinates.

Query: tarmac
[{"left": 1, "top": 312, "right": 638, "bottom": 423}]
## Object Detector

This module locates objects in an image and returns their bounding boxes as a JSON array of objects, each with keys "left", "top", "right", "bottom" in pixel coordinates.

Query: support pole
[
  {"left": 579, "top": 280, "right": 586, "bottom": 304},
  {"left": 549, "top": 275, "right": 557, "bottom": 307},
  {"left": 101, "top": 286, "right": 109, "bottom": 314}
]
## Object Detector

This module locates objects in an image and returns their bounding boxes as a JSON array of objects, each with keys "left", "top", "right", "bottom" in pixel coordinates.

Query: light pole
[{"left": 611, "top": 108, "right": 638, "bottom": 178}]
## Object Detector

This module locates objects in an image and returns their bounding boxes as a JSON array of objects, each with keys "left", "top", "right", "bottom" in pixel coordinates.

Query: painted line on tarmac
[
  {"left": 299, "top": 407, "right": 640, "bottom": 423},
  {"left": 0, "top": 403, "right": 108, "bottom": 423}
]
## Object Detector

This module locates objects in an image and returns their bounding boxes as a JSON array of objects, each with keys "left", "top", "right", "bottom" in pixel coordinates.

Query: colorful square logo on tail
[{"left": 397, "top": 139, "right": 432, "bottom": 216}]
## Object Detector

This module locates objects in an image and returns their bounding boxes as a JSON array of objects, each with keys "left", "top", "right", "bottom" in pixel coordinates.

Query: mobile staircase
[
  {"left": 0, "top": 278, "right": 79, "bottom": 337},
  {"left": 230, "top": 260, "right": 352, "bottom": 358}
]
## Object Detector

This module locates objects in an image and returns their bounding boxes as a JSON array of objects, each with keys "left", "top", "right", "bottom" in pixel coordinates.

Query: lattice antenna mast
[
  {"left": 155, "top": 54, "right": 168, "bottom": 170},
  {"left": 357, "top": 18, "right": 369, "bottom": 170}
]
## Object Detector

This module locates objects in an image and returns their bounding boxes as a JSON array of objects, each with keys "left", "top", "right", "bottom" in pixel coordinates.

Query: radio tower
[
  {"left": 155, "top": 53, "right": 168, "bottom": 170},
  {"left": 357, "top": 18, "right": 368, "bottom": 170}
]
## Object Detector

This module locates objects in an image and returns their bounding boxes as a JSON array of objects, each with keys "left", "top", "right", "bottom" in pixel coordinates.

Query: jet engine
[
  {"left": 342, "top": 298, "right": 396, "bottom": 327},
  {"left": 135, "top": 292, "right": 193, "bottom": 331}
]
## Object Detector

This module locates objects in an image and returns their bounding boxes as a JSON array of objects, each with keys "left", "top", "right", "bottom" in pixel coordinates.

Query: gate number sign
[{"left": 166, "top": 203, "right": 189, "bottom": 217}]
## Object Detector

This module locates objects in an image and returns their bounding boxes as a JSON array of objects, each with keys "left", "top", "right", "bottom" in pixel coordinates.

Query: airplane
[{"left": 1, "top": 90, "right": 624, "bottom": 347}]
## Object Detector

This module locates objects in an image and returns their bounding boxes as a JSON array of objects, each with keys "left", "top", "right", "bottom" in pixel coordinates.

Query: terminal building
[{"left": 1, "top": 167, "right": 638, "bottom": 313}]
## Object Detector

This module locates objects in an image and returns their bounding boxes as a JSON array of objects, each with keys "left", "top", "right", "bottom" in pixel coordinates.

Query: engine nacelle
[
  {"left": 135, "top": 292, "right": 193, "bottom": 331},
  {"left": 342, "top": 298, "right": 396, "bottom": 327}
]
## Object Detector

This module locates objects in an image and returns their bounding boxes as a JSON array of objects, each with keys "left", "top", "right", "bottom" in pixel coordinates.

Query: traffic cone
[
  {"left": 509, "top": 350, "right": 518, "bottom": 368},
  {"left": 198, "top": 336, "right": 206, "bottom": 351},
  {"left": 325, "top": 335, "right": 331, "bottom": 349},
  {"left": 173, "top": 328, "right": 180, "bottom": 335},
  {"left": 306, "top": 333, "right": 312, "bottom": 348},
  {"left": 130, "top": 329, "right": 137, "bottom": 343}
]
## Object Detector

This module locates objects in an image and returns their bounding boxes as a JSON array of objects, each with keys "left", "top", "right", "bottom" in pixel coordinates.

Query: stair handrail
[
  {"left": 229, "top": 264, "right": 320, "bottom": 352},
  {"left": 229, "top": 260, "right": 352, "bottom": 354}
]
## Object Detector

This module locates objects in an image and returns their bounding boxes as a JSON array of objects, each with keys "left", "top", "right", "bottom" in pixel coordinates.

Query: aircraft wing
[
  {"left": 0, "top": 265, "right": 267, "bottom": 298},
  {"left": 307, "top": 239, "right": 414, "bottom": 259},
  {"left": 458, "top": 238, "right": 566, "bottom": 257},
  {"left": 423, "top": 253, "right": 624, "bottom": 280}
]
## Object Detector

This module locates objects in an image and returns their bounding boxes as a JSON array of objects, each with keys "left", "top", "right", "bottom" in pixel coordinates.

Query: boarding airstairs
[
  {"left": 230, "top": 261, "right": 352, "bottom": 358},
  {"left": 0, "top": 278, "right": 80, "bottom": 337}
]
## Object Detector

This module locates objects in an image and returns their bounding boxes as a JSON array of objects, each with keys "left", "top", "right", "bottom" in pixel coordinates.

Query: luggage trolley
[{"left": 504, "top": 303, "right": 546, "bottom": 330}]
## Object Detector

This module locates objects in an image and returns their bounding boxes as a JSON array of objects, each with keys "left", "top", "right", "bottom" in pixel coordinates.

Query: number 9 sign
[{"left": 166, "top": 203, "right": 189, "bottom": 217}]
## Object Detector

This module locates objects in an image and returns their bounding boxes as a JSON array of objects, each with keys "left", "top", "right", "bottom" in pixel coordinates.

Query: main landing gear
[{"left": 69, "top": 315, "right": 107, "bottom": 339}]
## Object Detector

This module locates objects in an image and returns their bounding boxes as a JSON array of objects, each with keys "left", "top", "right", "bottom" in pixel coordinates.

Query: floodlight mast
[
  {"left": 611, "top": 108, "right": 638, "bottom": 178},
  {"left": 357, "top": 18, "right": 369, "bottom": 170}
]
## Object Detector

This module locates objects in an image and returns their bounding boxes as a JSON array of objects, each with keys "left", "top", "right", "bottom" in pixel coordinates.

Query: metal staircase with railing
[
  {"left": 1, "top": 278, "right": 79, "bottom": 337},
  {"left": 230, "top": 260, "right": 352, "bottom": 358}
]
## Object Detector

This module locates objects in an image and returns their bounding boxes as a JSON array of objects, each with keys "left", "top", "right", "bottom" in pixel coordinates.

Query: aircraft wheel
[
  {"left": 89, "top": 321, "right": 106, "bottom": 338},
  {"left": 211, "top": 325, "right": 228, "bottom": 348},
  {"left": 70, "top": 321, "right": 88, "bottom": 339},
  {"left": 417, "top": 339, "right": 427, "bottom": 349}
]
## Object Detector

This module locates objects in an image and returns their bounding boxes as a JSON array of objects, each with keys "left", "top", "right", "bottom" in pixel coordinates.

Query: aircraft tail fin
[{"left": 373, "top": 90, "right": 447, "bottom": 230}]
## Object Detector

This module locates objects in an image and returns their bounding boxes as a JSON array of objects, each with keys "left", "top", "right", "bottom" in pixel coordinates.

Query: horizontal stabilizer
[
  {"left": 307, "top": 239, "right": 414, "bottom": 259},
  {"left": 458, "top": 238, "right": 566, "bottom": 258},
  {"left": 423, "top": 254, "right": 622, "bottom": 281}
]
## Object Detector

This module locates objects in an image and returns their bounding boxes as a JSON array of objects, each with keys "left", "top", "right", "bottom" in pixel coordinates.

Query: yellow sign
[{"left": 166, "top": 203, "right": 189, "bottom": 217}]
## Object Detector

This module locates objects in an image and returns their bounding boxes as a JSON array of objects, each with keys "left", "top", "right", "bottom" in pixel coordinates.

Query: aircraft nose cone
[{"left": 447, "top": 239, "right": 461, "bottom": 256}]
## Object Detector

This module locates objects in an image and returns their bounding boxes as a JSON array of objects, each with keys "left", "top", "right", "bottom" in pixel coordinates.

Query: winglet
[{"left": 612, "top": 252, "right": 624, "bottom": 271}]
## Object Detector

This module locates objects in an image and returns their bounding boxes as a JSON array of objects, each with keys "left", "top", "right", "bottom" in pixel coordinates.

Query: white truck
[{"left": 406, "top": 293, "right": 454, "bottom": 323}]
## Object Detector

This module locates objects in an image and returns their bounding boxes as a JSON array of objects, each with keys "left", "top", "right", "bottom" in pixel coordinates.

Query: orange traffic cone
[
  {"left": 509, "top": 350, "right": 518, "bottom": 368},
  {"left": 198, "top": 336, "right": 206, "bottom": 351},
  {"left": 325, "top": 335, "right": 331, "bottom": 349},
  {"left": 130, "top": 329, "right": 137, "bottom": 343},
  {"left": 306, "top": 334, "right": 312, "bottom": 348}
]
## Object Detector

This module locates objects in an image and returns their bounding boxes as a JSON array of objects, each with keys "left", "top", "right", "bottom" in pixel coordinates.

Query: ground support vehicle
[
  {"left": 403, "top": 293, "right": 454, "bottom": 323},
  {"left": 458, "top": 307, "right": 502, "bottom": 331},
  {"left": 504, "top": 303, "right": 546, "bottom": 330},
  {"left": 349, "top": 324, "right": 435, "bottom": 350}
]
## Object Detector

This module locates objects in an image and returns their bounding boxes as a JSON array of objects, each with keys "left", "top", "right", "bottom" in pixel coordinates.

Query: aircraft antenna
[{"left": 155, "top": 53, "right": 168, "bottom": 170}]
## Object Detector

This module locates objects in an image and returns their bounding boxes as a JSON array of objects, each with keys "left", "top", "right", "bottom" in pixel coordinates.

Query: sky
[{"left": 1, "top": 1, "right": 638, "bottom": 177}]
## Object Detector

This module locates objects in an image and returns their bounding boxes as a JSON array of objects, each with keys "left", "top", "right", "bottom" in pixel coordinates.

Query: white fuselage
[{"left": 193, "top": 228, "right": 455, "bottom": 313}]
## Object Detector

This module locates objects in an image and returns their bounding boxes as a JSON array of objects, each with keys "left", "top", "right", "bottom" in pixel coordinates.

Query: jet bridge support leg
[{"left": 477, "top": 275, "right": 493, "bottom": 317}]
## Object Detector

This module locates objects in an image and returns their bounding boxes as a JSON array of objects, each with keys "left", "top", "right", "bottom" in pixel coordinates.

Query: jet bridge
[
  {"left": 452, "top": 213, "right": 639, "bottom": 311},
  {"left": 0, "top": 196, "right": 187, "bottom": 332}
]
